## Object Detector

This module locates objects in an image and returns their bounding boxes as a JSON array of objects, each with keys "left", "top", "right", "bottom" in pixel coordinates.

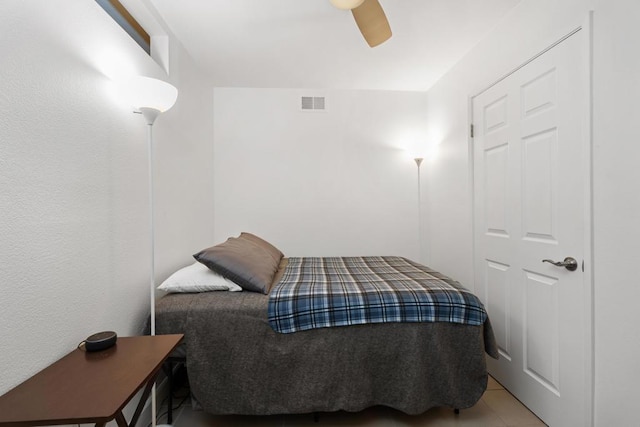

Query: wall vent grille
[{"left": 301, "top": 96, "right": 326, "bottom": 111}]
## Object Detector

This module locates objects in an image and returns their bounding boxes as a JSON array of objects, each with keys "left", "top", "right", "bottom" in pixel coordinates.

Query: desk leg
[
  {"left": 114, "top": 411, "right": 128, "bottom": 427},
  {"left": 129, "top": 371, "right": 159, "bottom": 426}
]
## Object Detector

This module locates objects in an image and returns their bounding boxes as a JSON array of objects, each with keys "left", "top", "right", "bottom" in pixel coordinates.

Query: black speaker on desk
[{"left": 81, "top": 331, "right": 117, "bottom": 352}]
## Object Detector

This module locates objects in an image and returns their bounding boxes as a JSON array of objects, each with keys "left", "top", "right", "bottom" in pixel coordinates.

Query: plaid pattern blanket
[{"left": 268, "top": 256, "right": 488, "bottom": 334}]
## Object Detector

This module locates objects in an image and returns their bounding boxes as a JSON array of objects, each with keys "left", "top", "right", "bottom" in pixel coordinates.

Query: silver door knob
[{"left": 542, "top": 257, "right": 578, "bottom": 271}]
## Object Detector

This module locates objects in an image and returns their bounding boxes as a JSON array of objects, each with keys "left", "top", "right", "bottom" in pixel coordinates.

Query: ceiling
[{"left": 149, "top": 0, "right": 521, "bottom": 91}]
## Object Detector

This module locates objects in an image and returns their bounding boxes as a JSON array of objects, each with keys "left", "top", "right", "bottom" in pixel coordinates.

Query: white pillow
[{"left": 158, "top": 262, "right": 243, "bottom": 293}]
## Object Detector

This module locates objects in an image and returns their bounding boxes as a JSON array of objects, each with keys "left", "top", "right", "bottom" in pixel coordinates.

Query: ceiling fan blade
[
  {"left": 329, "top": 0, "right": 365, "bottom": 10},
  {"left": 351, "top": 0, "right": 392, "bottom": 47}
]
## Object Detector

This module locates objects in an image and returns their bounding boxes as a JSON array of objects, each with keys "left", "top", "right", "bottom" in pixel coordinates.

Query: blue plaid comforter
[{"left": 268, "top": 256, "right": 488, "bottom": 334}]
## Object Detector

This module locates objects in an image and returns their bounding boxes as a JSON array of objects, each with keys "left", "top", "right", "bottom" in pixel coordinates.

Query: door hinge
[{"left": 470, "top": 124, "right": 475, "bottom": 138}]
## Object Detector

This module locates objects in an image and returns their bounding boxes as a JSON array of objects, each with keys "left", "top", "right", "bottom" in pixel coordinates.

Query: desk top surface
[{"left": 0, "top": 334, "right": 183, "bottom": 426}]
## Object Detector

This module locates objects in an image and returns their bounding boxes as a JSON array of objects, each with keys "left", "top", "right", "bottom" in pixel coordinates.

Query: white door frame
[{"left": 467, "top": 12, "right": 594, "bottom": 427}]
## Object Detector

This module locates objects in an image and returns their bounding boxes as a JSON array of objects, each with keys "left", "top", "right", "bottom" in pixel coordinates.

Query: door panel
[
  {"left": 486, "top": 260, "right": 511, "bottom": 360},
  {"left": 484, "top": 143, "right": 509, "bottom": 237},
  {"left": 473, "top": 30, "right": 589, "bottom": 427},
  {"left": 523, "top": 269, "right": 560, "bottom": 395},
  {"left": 522, "top": 129, "right": 557, "bottom": 242}
]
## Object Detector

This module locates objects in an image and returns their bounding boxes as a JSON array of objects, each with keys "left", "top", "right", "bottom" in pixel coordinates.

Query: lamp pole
[
  {"left": 414, "top": 158, "right": 423, "bottom": 263},
  {"left": 140, "top": 107, "right": 161, "bottom": 340},
  {"left": 140, "top": 107, "right": 163, "bottom": 427},
  {"left": 118, "top": 76, "right": 178, "bottom": 427},
  {"left": 147, "top": 114, "right": 158, "bottom": 427}
]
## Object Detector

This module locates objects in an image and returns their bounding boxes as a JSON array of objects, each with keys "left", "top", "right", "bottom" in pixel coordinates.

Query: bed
[{"left": 154, "top": 233, "right": 498, "bottom": 416}]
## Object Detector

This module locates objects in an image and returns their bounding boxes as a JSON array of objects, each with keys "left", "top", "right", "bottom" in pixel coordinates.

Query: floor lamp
[
  {"left": 118, "top": 76, "right": 178, "bottom": 427},
  {"left": 414, "top": 157, "right": 424, "bottom": 263}
]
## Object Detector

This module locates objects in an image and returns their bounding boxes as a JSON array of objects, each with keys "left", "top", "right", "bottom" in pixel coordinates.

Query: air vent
[{"left": 301, "top": 96, "right": 326, "bottom": 111}]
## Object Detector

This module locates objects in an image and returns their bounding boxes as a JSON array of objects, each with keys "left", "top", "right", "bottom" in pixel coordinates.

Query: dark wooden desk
[{"left": 0, "top": 334, "right": 183, "bottom": 427}]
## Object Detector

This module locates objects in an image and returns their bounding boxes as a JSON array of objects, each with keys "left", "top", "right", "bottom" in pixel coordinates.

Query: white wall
[
  {"left": 423, "top": 0, "right": 640, "bottom": 425},
  {"left": 423, "top": 0, "right": 593, "bottom": 288},
  {"left": 213, "top": 88, "right": 428, "bottom": 260},
  {"left": 0, "top": 0, "right": 214, "bottom": 399},
  {"left": 591, "top": 0, "right": 640, "bottom": 423}
]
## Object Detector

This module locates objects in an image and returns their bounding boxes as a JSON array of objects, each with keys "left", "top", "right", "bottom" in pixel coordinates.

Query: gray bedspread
[{"left": 155, "top": 290, "right": 498, "bottom": 416}]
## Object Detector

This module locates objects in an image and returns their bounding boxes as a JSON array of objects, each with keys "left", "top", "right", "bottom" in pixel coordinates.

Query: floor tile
[
  {"left": 481, "top": 390, "right": 546, "bottom": 426},
  {"left": 394, "top": 401, "right": 506, "bottom": 427},
  {"left": 283, "top": 406, "right": 398, "bottom": 426},
  {"left": 487, "top": 376, "right": 505, "bottom": 390},
  {"left": 173, "top": 407, "right": 284, "bottom": 427}
]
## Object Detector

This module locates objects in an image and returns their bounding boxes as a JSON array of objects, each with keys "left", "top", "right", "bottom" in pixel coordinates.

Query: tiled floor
[{"left": 160, "top": 377, "right": 547, "bottom": 426}]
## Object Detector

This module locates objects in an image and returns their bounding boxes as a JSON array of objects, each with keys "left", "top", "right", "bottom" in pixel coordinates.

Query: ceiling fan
[{"left": 329, "top": 0, "right": 392, "bottom": 47}]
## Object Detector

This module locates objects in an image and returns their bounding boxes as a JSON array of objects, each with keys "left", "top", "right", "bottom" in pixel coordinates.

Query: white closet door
[{"left": 473, "top": 29, "right": 590, "bottom": 427}]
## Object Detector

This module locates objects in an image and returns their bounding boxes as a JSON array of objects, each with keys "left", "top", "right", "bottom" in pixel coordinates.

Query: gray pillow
[
  {"left": 193, "top": 237, "right": 280, "bottom": 294},
  {"left": 238, "top": 232, "right": 284, "bottom": 264}
]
